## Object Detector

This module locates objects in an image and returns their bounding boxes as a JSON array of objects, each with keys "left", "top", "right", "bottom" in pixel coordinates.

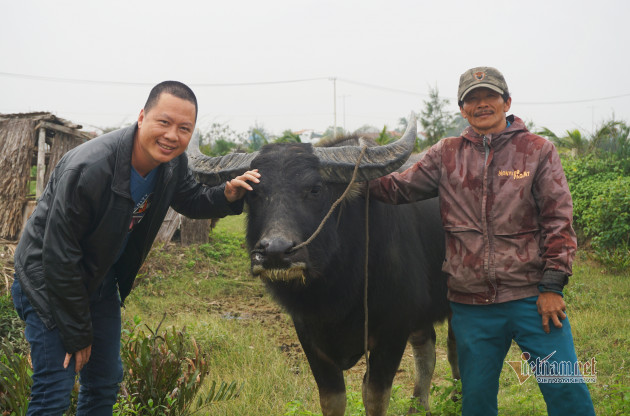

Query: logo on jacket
[{"left": 498, "top": 169, "right": 530, "bottom": 180}]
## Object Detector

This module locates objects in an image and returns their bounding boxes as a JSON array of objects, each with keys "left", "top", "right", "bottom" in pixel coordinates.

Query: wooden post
[
  {"left": 36, "top": 128, "right": 47, "bottom": 198},
  {"left": 155, "top": 208, "right": 181, "bottom": 243},
  {"left": 180, "top": 217, "right": 211, "bottom": 246}
]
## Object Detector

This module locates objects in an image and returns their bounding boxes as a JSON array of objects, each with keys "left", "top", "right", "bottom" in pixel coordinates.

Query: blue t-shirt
[
  {"left": 128, "top": 167, "right": 158, "bottom": 233},
  {"left": 117, "top": 166, "right": 157, "bottom": 259},
  {"left": 94, "top": 166, "right": 157, "bottom": 299}
]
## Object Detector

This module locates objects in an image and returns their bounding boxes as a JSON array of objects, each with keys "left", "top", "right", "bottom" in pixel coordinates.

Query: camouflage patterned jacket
[{"left": 369, "top": 115, "right": 576, "bottom": 304}]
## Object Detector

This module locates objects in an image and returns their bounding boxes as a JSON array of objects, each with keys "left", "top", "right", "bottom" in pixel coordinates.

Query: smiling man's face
[
  {"left": 132, "top": 92, "right": 196, "bottom": 176},
  {"left": 460, "top": 87, "right": 512, "bottom": 136}
]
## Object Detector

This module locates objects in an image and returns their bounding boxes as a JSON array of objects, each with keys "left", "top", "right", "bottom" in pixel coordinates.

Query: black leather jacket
[{"left": 14, "top": 123, "right": 242, "bottom": 353}]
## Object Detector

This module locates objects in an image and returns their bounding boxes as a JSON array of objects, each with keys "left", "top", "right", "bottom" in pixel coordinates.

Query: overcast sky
[{"left": 2, "top": 0, "right": 629, "bottom": 137}]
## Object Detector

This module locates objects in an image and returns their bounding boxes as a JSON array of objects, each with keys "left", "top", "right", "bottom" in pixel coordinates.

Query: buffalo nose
[{"left": 258, "top": 237, "right": 294, "bottom": 262}]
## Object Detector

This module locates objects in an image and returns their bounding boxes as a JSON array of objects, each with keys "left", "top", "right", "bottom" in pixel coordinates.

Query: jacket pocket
[
  {"left": 442, "top": 227, "right": 485, "bottom": 294},
  {"left": 493, "top": 230, "right": 543, "bottom": 286}
]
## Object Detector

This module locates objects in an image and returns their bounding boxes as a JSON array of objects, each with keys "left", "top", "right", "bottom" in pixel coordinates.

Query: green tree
[
  {"left": 247, "top": 124, "right": 270, "bottom": 151},
  {"left": 591, "top": 119, "right": 630, "bottom": 160},
  {"left": 444, "top": 113, "right": 468, "bottom": 138},
  {"left": 537, "top": 127, "right": 590, "bottom": 156},
  {"left": 274, "top": 130, "right": 301, "bottom": 143},
  {"left": 375, "top": 125, "right": 395, "bottom": 145},
  {"left": 420, "top": 85, "right": 456, "bottom": 146},
  {"left": 210, "top": 139, "right": 238, "bottom": 156},
  {"left": 396, "top": 117, "right": 408, "bottom": 133},
  {"left": 200, "top": 122, "right": 246, "bottom": 156},
  {"left": 538, "top": 117, "right": 630, "bottom": 161},
  {"left": 354, "top": 125, "right": 379, "bottom": 135},
  {"left": 203, "top": 122, "right": 246, "bottom": 144},
  {"left": 322, "top": 126, "right": 345, "bottom": 140}
]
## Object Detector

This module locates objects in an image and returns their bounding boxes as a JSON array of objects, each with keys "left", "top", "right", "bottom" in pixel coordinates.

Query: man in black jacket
[{"left": 12, "top": 81, "right": 259, "bottom": 415}]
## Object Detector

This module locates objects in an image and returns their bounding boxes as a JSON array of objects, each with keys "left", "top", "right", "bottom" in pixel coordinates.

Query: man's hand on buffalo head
[{"left": 224, "top": 169, "right": 261, "bottom": 202}]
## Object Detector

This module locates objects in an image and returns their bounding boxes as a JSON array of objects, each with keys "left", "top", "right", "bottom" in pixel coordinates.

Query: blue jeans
[
  {"left": 450, "top": 296, "right": 595, "bottom": 416},
  {"left": 12, "top": 277, "right": 123, "bottom": 416}
]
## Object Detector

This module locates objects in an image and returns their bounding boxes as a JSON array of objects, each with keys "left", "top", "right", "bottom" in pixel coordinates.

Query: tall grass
[{"left": 126, "top": 215, "right": 628, "bottom": 415}]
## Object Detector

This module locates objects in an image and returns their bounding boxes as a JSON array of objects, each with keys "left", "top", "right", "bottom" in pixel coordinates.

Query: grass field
[{"left": 123, "top": 214, "right": 629, "bottom": 415}]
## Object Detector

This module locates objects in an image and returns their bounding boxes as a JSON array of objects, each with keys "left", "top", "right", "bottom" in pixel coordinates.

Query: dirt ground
[{"left": 210, "top": 286, "right": 451, "bottom": 393}]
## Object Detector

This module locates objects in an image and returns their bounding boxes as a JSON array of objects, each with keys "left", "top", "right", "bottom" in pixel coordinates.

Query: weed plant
[
  {"left": 119, "top": 315, "right": 241, "bottom": 415},
  {"left": 0, "top": 293, "right": 28, "bottom": 356},
  {"left": 0, "top": 341, "right": 32, "bottom": 416}
]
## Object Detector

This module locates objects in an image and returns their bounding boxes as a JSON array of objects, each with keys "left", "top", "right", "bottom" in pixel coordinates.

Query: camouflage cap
[{"left": 458, "top": 66, "right": 509, "bottom": 103}]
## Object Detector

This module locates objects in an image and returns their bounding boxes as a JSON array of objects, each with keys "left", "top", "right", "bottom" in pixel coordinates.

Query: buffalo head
[{"left": 187, "top": 114, "right": 417, "bottom": 286}]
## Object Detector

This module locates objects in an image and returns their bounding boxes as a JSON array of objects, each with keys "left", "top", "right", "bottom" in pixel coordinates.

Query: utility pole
[
  {"left": 330, "top": 77, "right": 337, "bottom": 138},
  {"left": 342, "top": 94, "right": 350, "bottom": 133}
]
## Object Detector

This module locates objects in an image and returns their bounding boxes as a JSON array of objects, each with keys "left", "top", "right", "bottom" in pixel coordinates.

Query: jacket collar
[
  {"left": 111, "top": 123, "right": 136, "bottom": 198},
  {"left": 110, "top": 122, "right": 180, "bottom": 198},
  {"left": 462, "top": 115, "right": 526, "bottom": 147}
]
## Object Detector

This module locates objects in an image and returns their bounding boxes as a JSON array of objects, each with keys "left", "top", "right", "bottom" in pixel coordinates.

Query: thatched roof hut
[{"left": 0, "top": 112, "right": 94, "bottom": 240}]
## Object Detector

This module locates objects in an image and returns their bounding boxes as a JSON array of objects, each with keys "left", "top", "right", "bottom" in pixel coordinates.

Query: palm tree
[
  {"left": 247, "top": 125, "right": 269, "bottom": 151},
  {"left": 537, "top": 127, "right": 589, "bottom": 156},
  {"left": 591, "top": 120, "right": 630, "bottom": 159},
  {"left": 375, "top": 125, "right": 395, "bottom": 145}
]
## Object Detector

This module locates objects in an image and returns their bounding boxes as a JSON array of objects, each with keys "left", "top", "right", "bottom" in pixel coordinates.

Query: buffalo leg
[
  {"left": 408, "top": 327, "right": 437, "bottom": 414},
  {"left": 304, "top": 350, "right": 346, "bottom": 415},
  {"left": 304, "top": 351, "right": 346, "bottom": 416},
  {"left": 447, "top": 315, "right": 460, "bottom": 381},
  {"left": 295, "top": 331, "right": 347, "bottom": 416},
  {"left": 362, "top": 335, "right": 408, "bottom": 416}
]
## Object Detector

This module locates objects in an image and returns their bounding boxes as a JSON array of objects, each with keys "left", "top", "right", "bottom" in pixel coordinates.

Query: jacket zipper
[
  {"left": 483, "top": 135, "right": 489, "bottom": 164},
  {"left": 481, "top": 135, "right": 496, "bottom": 302}
]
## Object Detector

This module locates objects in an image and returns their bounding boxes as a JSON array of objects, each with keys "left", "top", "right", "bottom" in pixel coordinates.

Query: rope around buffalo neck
[
  {"left": 363, "top": 179, "right": 371, "bottom": 392},
  {"left": 290, "top": 145, "right": 369, "bottom": 252},
  {"left": 287, "top": 144, "right": 372, "bottom": 399}
]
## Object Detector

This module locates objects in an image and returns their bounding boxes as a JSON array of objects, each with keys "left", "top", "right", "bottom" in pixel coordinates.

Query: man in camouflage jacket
[{"left": 369, "top": 67, "right": 595, "bottom": 416}]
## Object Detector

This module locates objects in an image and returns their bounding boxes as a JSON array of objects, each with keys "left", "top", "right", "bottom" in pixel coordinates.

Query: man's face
[
  {"left": 460, "top": 87, "right": 512, "bottom": 136},
  {"left": 133, "top": 93, "right": 196, "bottom": 175}
]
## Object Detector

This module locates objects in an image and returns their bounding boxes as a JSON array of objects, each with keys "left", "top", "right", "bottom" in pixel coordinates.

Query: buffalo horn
[
  {"left": 186, "top": 130, "right": 258, "bottom": 186},
  {"left": 314, "top": 112, "right": 417, "bottom": 182}
]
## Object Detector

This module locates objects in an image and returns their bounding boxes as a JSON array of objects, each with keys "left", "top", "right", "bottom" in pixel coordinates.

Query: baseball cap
[{"left": 458, "top": 67, "right": 509, "bottom": 103}]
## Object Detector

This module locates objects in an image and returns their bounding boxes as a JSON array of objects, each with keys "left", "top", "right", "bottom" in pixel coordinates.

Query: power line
[
  {"left": 518, "top": 93, "right": 630, "bottom": 105},
  {"left": 0, "top": 71, "right": 328, "bottom": 87},
  {"left": 337, "top": 77, "right": 427, "bottom": 97},
  {"left": 0, "top": 71, "right": 427, "bottom": 95},
  {"left": 1, "top": 70, "right": 629, "bottom": 105}
]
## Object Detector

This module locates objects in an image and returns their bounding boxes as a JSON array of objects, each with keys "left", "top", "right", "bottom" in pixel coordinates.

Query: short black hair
[
  {"left": 458, "top": 91, "right": 511, "bottom": 108},
  {"left": 144, "top": 80, "right": 198, "bottom": 120}
]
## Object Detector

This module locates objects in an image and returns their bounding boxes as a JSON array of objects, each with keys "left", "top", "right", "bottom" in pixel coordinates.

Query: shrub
[
  {"left": 583, "top": 176, "right": 630, "bottom": 248},
  {"left": 0, "top": 340, "right": 32, "bottom": 416},
  {"left": 0, "top": 293, "right": 28, "bottom": 356},
  {"left": 562, "top": 155, "right": 630, "bottom": 271},
  {"left": 120, "top": 315, "right": 242, "bottom": 415}
]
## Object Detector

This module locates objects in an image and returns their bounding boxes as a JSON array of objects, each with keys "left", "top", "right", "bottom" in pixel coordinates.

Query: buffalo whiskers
[{"left": 252, "top": 263, "right": 307, "bottom": 283}]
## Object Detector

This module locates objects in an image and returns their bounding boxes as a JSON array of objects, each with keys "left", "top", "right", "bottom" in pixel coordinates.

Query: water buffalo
[{"left": 188, "top": 117, "right": 459, "bottom": 415}]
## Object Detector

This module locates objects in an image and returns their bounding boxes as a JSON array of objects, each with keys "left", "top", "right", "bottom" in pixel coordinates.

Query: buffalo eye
[{"left": 310, "top": 185, "right": 321, "bottom": 195}]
